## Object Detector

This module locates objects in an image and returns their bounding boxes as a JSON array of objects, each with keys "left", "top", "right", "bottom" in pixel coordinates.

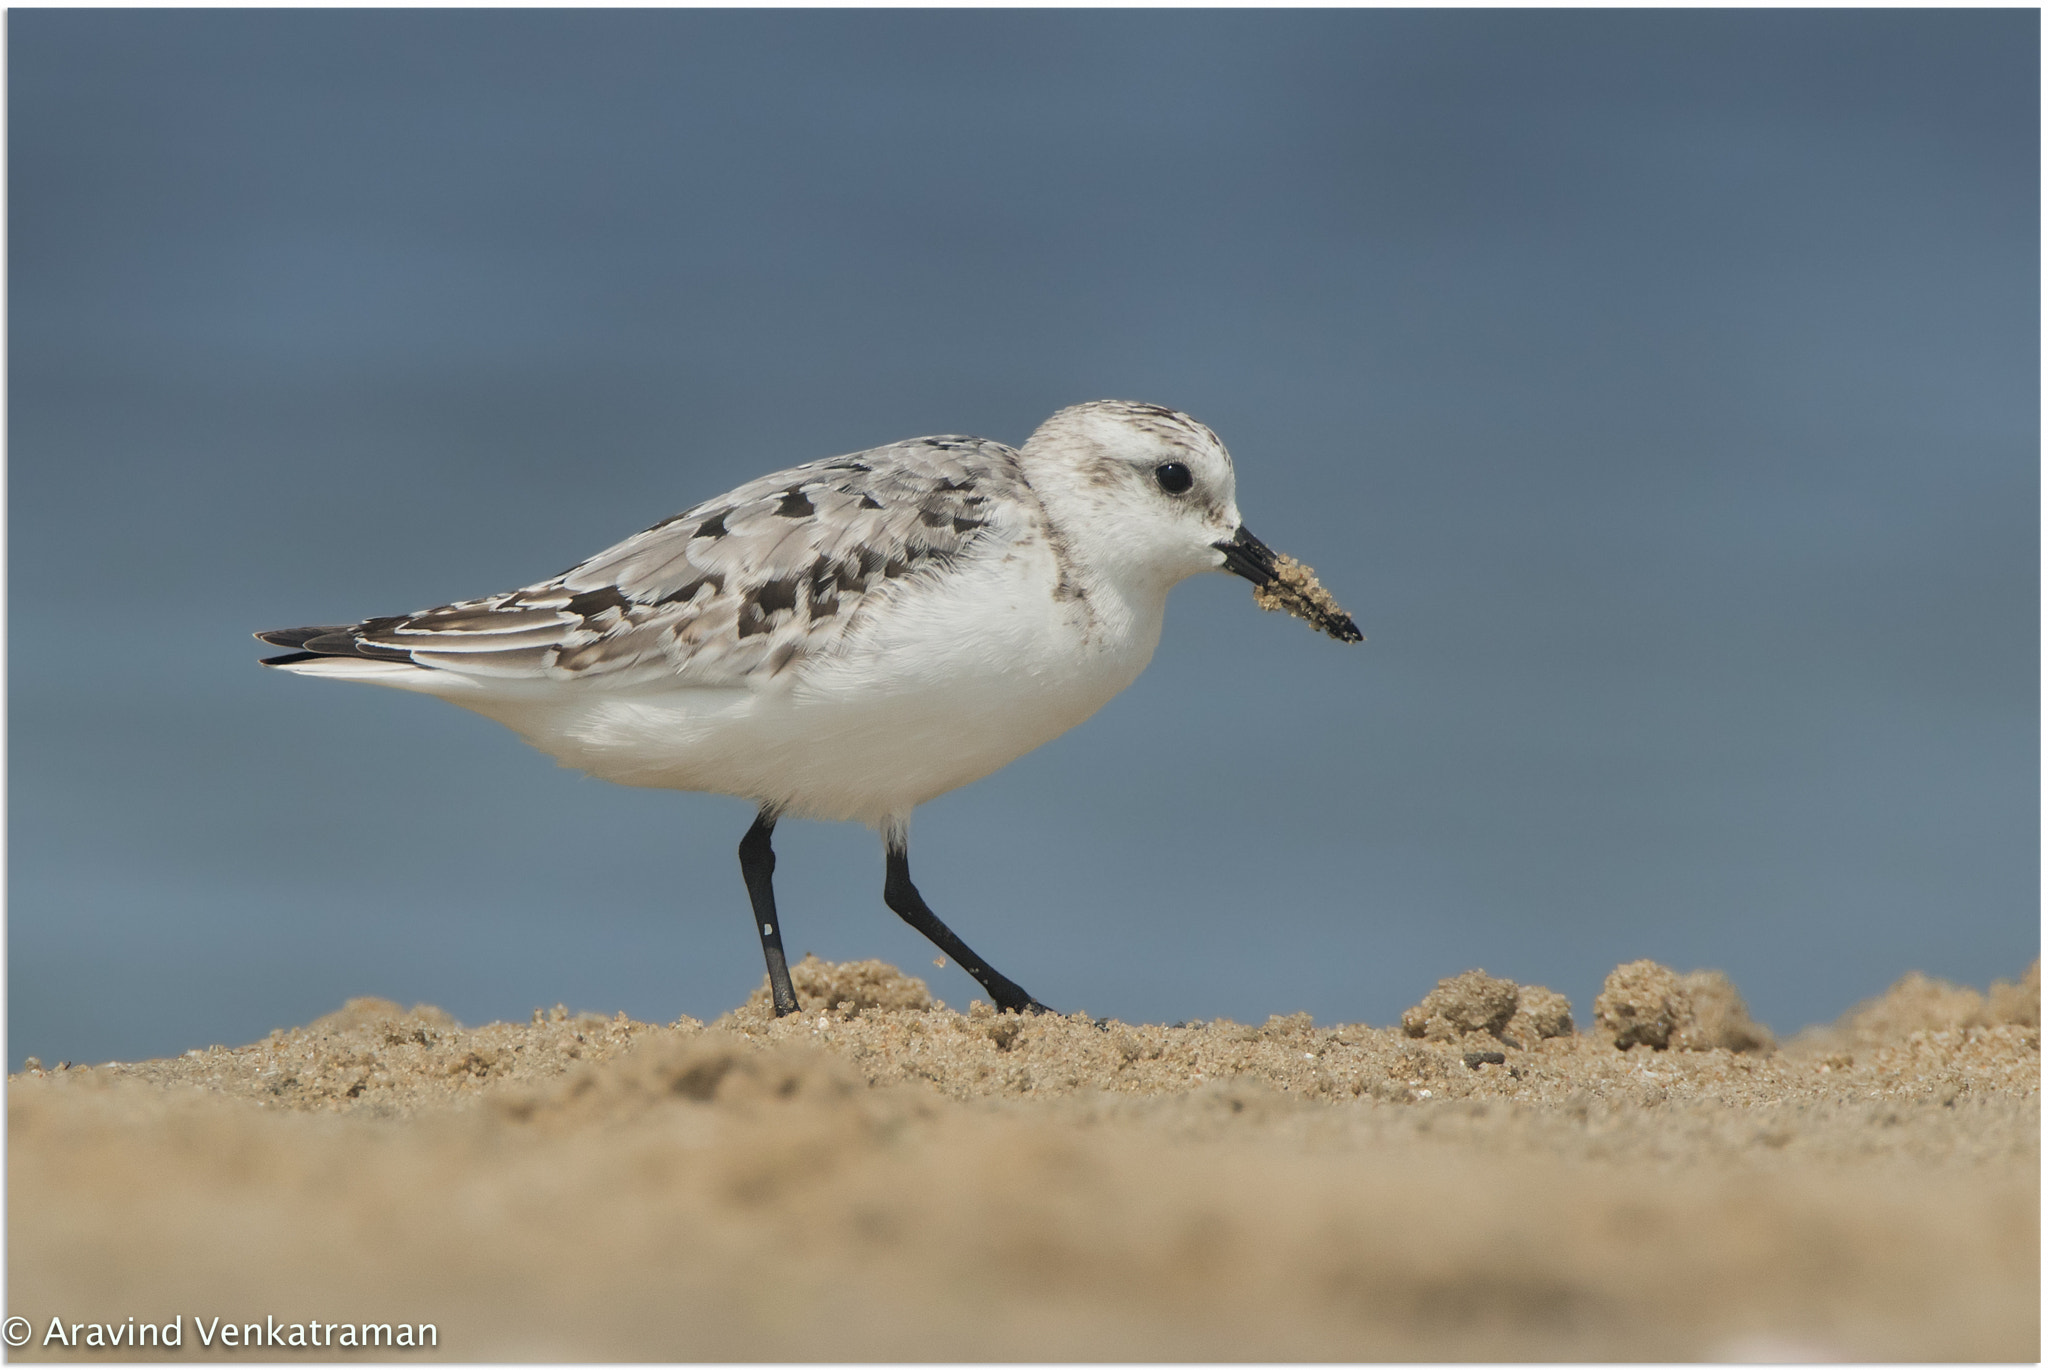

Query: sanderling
[{"left": 258, "top": 399, "right": 1360, "bottom": 1016}]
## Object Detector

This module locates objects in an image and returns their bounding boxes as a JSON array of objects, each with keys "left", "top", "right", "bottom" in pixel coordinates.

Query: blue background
[{"left": 10, "top": 10, "right": 2038, "bottom": 1068}]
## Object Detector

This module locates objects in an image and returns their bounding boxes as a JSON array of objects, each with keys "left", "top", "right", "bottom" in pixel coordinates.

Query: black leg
[
  {"left": 738, "top": 810, "right": 799, "bottom": 1016},
  {"left": 883, "top": 840, "right": 1050, "bottom": 1015}
]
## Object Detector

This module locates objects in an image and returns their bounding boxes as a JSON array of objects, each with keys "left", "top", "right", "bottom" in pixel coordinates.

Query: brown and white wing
[{"left": 257, "top": 437, "right": 1033, "bottom": 690}]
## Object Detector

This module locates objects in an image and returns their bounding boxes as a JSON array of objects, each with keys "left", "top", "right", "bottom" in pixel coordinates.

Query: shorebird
[{"left": 258, "top": 400, "right": 1360, "bottom": 1016}]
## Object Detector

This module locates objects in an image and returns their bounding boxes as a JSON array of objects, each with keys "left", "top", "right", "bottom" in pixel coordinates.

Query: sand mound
[
  {"left": 727, "top": 953, "right": 936, "bottom": 1020},
  {"left": 41, "top": 997, "right": 661, "bottom": 1119},
  {"left": 8, "top": 957, "right": 2037, "bottom": 1360},
  {"left": 1400, "top": 968, "right": 1576, "bottom": 1047},
  {"left": 1593, "top": 960, "right": 1775, "bottom": 1053},
  {"left": 1805, "top": 962, "right": 2041, "bottom": 1050}
]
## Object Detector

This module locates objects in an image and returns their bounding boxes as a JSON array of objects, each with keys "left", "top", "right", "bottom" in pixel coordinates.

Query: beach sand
[{"left": 9, "top": 956, "right": 2037, "bottom": 1361}]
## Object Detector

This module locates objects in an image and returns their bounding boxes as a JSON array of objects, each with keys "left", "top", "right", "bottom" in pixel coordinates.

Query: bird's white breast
[{"left": 463, "top": 532, "right": 1165, "bottom": 827}]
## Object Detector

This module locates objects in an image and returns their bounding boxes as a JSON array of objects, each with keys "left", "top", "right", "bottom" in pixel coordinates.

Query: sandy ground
[{"left": 8, "top": 956, "right": 2037, "bottom": 1361}]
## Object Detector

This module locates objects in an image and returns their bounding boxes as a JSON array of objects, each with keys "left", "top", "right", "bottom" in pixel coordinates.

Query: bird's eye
[{"left": 1154, "top": 462, "right": 1194, "bottom": 494}]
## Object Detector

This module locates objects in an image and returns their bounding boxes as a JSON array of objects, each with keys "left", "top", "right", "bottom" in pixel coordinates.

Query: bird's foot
[{"left": 983, "top": 980, "right": 1056, "bottom": 1015}]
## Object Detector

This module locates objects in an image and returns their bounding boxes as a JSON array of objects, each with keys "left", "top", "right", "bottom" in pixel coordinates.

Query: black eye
[{"left": 1154, "top": 462, "right": 1193, "bottom": 494}]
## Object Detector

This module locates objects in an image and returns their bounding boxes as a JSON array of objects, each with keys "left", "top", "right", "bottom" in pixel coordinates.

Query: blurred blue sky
[{"left": 10, "top": 10, "right": 2037, "bottom": 1068}]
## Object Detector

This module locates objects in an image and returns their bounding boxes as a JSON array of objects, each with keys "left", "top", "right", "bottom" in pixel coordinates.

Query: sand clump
[
  {"left": 1508, "top": 984, "right": 1576, "bottom": 1044},
  {"left": 8, "top": 957, "right": 2037, "bottom": 1361},
  {"left": 732, "top": 954, "right": 935, "bottom": 1017},
  {"left": 1593, "top": 959, "right": 1775, "bottom": 1053},
  {"left": 1250, "top": 552, "right": 1362, "bottom": 642},
  {"left": 1399, "top": 968, "right": 1576, "bottom": 1048}
]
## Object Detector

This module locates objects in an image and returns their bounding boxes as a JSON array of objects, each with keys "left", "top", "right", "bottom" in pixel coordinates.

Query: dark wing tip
[
  {"left": 256, "top": 626, "right": 338, "bottom": 649},
  {"left": 255, "top": 624, "right": 415, "bottom": 665}
]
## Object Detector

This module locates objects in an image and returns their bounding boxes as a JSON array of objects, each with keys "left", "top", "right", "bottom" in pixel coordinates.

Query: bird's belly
[{"left": 471, "top": 553, "right": 1160, "bottom": 826}]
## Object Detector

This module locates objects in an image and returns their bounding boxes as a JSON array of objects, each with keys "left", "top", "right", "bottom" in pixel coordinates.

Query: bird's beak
[
  {"left": 1213, "top": 524, "right": 1280, "bottom": 586},
  {"left": 1213, "top": 523, "right": 1363, "bottom": 644}
]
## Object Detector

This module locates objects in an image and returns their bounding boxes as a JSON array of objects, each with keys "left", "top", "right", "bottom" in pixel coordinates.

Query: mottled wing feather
[{"left": 343, "top": 437, "right": 1031, "bottom": 688}]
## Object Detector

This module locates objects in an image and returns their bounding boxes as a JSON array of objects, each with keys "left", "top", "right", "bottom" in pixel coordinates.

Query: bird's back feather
[{"left": 257, "top": 435, "right": 1042, "bottom": 693}]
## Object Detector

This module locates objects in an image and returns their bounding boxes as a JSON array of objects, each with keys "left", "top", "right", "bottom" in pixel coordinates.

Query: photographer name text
[{"left": 16, "top": 1315, "right": 436, "bottom": 1351}]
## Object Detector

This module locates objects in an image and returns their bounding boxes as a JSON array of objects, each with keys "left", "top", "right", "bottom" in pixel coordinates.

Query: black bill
[
  {"left": 1215, "top": 524, "right": 1281, "bottom": 586},
  {"left": 1214, "top": 524, "right": 1363, "bottom": 644}
]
